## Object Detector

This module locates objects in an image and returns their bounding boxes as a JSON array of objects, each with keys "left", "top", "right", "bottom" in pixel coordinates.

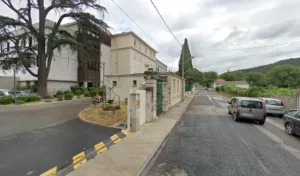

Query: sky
[{"left": 1, "top": 0, "right": 300, "bottom": 74}]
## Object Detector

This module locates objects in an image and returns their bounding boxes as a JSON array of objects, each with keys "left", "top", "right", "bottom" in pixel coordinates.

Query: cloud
[{"left": 1, "top": 0, "right": 300, "bottom": 75}]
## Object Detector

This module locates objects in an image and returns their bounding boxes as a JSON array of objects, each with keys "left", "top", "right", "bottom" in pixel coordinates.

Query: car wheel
[
  {"left": 258, "top": 120, "right": 265, "bottom": 125},
  {"left": 233, "top": 113, "right": 239, "bottom": 122},
  {"left": 285, "top": 122, "right": 293, "bottom": 135}
]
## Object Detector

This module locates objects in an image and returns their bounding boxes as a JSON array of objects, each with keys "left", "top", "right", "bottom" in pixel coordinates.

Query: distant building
[
  {"left": 213, "top": 79, "right": 249, "bottom": 89},
  {"left": 156, "top": 59, "right": 168, "bottom": 72}
]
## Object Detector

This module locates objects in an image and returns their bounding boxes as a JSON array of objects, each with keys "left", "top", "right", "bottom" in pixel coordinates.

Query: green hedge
[
  {"left": 56, "top": 90, "right": 64, "bottom": 96},
  {"left": 0, "top": 96, "right": 14, "bottom": 104},
  {"left": 27, "top": 95, "right": 41, "bottom": 102},
  {"left": 75, "top": 90, "right": 82, "bottom": 96},
  {"left": 83, "top": 91, "right": 90, "bottom": 97},
  {"left": 57, "top": 95, "right": 64, "bottom": 101},
  {"left": 65, "top": 92, "right": 74, "bottom": 100}
]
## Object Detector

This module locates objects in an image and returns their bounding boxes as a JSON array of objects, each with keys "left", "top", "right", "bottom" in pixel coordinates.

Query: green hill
[{"left": 236, "top": 57, "right": 300, "bottom": 73}]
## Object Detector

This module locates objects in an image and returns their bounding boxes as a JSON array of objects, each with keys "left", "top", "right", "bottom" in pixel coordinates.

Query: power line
[
  {"left": 149, "top": 0, "right": 182, "bottom": 47},
  {"left": 110, "top": 0, "right": 160, "bottom": 47},
  {"left": 193, "top": 40, "right": 300, "bottom": 52}
]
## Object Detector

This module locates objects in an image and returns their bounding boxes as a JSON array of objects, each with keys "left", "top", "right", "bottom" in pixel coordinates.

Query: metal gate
[{"left": 156, "top": 73, "right": 163, "bottom": 116}]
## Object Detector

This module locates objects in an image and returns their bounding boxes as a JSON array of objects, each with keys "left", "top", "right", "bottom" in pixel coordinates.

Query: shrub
[
  {"left": 57, "top": 95, "right": 64, "bottom": 101},
  {"left": 215, "top": 87, "right": 220, "bottom": 92},
  {"left": 102, "top": 105, "right": 120, "bottom": 111},
  {"left": 80, "top": 87, "right": 87, "bottom": 93},
  {"left": 27, "top": 95, "right": 41, "bottom": 102},
  {"left": 90, "top": 90, "right": 98, "bottom": 97},
  {"left": 70, "top": 86, "right": 80, "bottom": 93},
  {"left": 113, "top": 105, "right": 121, "bottom": 110},
  {"left": 17, "top": 95, "right": 29, "bottom": 102},
  {"left": 83, "top": 91, "right": 90, "bottom": 97},
  {"left": 43, "top": 95, "right": 53, "bottom": 99},
  {"left": 56, "top": 90, "right": 64, "bottom": 96},
  {"left": 53, "top": 94, "right": 57, "bottom": 98},
  {"left": 0, "top": 96, "right": 14, "bottom": 105},
  {"left": 220, "top": 85, "right": 225, "bottom": 92},
  {"left": 64, "top": 90, "right": 72, "bottom": 95},
  {"left": 17, "top": 100, "right": 26, "bottom": 105},
  {"left": 75, "top": 90, "right": 82, "bottom": 96},
  {"left": 64, "top": 92, "right": 74, "bottom": 100}
]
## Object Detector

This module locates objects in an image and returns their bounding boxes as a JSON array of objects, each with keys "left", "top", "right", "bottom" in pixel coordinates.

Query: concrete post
[
  {"left": 128, "top": 93, "right": 139, "bottom": 132},
  {"left": 145, "top": 79, "right": 157, "bottom": 120},
  {"left": 83, "top": 81, "right": 88, "bottom": 88}
]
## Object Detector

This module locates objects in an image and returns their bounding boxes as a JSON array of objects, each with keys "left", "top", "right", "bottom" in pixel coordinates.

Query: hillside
[{"left": 235, "top": 57, "right": 300, "bottom": 73}]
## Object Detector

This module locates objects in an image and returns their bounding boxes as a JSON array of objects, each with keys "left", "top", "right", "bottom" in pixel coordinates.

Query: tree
[
  {"left": 0, "top": 0, "right": 110, "bottom": 96},
  {"left": 218, "top": 71, "right": 245, "bottom": 81},
  {"left": 245, "top": 72, "right": 266, "bottom": 87},
  {"left": 178, "top": 38, "right": 193, "bottom": 76},
  {"left": 185, "top": 68, "right": 202, "bottom": 85},
  {"left": 202, "top": 71, "right": 218, "bottom": 88},
  {"left": 266, "top": 65, "right": 300, "bottom": 88}
]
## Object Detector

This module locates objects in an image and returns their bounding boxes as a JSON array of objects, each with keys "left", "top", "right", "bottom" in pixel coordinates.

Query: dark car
[{"left": 283, "top": 109, "right": 300, "bottom": 135}]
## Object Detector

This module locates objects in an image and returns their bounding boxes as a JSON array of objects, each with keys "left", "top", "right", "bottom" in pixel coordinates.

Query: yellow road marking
[
  {"left": 114, "top": 138, "right": 121, "bottom": 143},
  {"left": 94, "top": 142, "right": 108, "bottom": 154},
  {"left": 73, "top": 152, "right": 87, "bottom": 169},
  {"left": 110, "top": 134, "right": 119, "bottom": 141},
  {"left": 40, "top": 167, "right": 57, "bottom": 176},
  {"left": 121, "top": 130, "right": 131, "bottom": 136}
]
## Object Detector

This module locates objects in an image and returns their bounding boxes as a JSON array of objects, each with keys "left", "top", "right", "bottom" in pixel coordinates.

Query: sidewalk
[{"left": 67, "top": 92, "right": 196, "bottom": 176}]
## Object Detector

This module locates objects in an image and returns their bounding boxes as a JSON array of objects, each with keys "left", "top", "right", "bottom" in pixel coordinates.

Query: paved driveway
[{"left": 0, "top": 99, "right": 120, "bottom": 176}]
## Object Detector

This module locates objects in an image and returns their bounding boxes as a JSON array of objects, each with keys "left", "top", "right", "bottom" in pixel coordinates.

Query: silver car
[
  {"left": 259, "top": 98, "right": 285, "bottom": 118},
  {"left": 228, "top": 97, "right": 266, "bottom": 125}
]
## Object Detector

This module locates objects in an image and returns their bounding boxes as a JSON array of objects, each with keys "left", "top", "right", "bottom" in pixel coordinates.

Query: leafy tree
[
  {"left": 202, "top": 71, "right": 218, "bottom": 88},
  {"left": 245, "top": 72, "right": 266, "bottom": 87},
  {"left": 178, "top": 38, "right": 193, "bottom": 76},
  {"left": 185, "top": 68, "right": 202, "bottom": 85},
  {"left": 0, "top": 0, "right": 110, "bottom": 96},
  {"left": 234, "top": 71, "right": 246, "bottom": 81},
  {"left": 266, "top": 65, "right": 300, "bottom": 88},
  {"left": 219, "top": 72, "right": 236, "bottom": 81}
]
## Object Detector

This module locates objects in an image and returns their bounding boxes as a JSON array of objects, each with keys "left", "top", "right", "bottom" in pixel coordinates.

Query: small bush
[
  {"left": 27, "top": 95, "right": 41, "bottom": 102},
  {"left": 80, "top": 87, "right": 87, "bottom": 93},
  {"left": 57, "top": 95, "right": 64, "bottom": 101},
  {"left": 56, "top": 90, "right": 64, "bottom": 96},
  {"left": 215, "top": 87, "right": 220, "bottom": 92},
  {"left": 44, "top": 99, "right": 52, "bottom": 103},
  {"left": 43, "top": 95, "right": 53, "bottom": 99},
  {"left": 53, "top": 94, "right": 57, "bottom": 98},
  {"left": 64, "top": 90, "right": 72, "bottom": 95},
  {"left": 17, "top": 100, "right": 26, "bottom": 105},
  {"left": 90, "top": 90, "right": 98, "bottom": 97},
  {"left": 83, "top": 91, "right": 90, "bottom": 97},
  {"left": 64, "top": 92, "right": 74, "bottom": 100},
  {"left": 75, "top": 90, "right": 82, "bottom": 96},
  {"left": 0, "top": 96, "right": 14, "bottom": 105},
  {"left": 17, "top": 95, "right": 29, "bottom": 102},
  {"left": 71, "top": 86, "right": 80, "bottom": 93},
  {"left": 102, "top": 105, "right": 121, "bottom": 111}
]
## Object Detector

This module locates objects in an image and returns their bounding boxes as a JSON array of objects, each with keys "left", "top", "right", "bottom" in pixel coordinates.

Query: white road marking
[
  {"left": 254, "top": 125, "right": 300, "bottom": 160},
  {"left": 266, "top": 118, "right": 285, "bottom": 131},
  {"left": 228, "top": 122, "right": 271, "bottom": 175}
]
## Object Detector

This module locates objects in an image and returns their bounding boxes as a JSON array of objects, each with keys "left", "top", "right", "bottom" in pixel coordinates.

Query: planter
[{"left": 102, "top": 109, "right": 121, "bottom": 115}]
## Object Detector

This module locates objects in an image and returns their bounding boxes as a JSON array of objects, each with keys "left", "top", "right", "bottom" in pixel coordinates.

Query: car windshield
[
  {"left": 267, "top": 100, "right": 282, "bottom": 106},
  {"left": 241, "top": 100, "right": 263, "bottom": 109},
  {"left": 286, "top": 110, "right": 299, "bottom": 117}
]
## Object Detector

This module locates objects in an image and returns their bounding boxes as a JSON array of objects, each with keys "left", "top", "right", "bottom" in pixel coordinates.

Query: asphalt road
[
  {"left": 146, "top": 90, "right": 300, "bottom": 176},
  {"left": 0, "top": 99, "right": 120, "bottom": 176}
]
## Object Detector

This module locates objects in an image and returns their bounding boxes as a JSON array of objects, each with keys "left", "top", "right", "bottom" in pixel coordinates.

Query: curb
[
  {"left": 137, "top": 92, "right": 197, "bottom": 176},
  {"left": 39, "top": 129, "right": 131, "bottom": 176}
]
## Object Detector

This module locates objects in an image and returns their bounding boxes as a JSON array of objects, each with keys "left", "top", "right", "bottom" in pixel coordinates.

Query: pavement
[
  {"left": 0, "top": 98, "right": 120, "bottom": 176},
  {"left": 67, "top": 91, "right": 196, "bottom": 176},
  {"left": 146, "top": 89, "right": 300, "bottom": 176}
]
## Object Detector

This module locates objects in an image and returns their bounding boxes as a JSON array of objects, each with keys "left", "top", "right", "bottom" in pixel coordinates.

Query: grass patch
[{"left": 81, "top": 104, "right": 127, "bottom": 126}]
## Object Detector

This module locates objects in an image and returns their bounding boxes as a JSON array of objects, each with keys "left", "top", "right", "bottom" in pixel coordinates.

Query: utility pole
[
  {"left": 103, "top": 62, "right": 105, "bottom": 87},
  {"left": 181, "top": 44, "right": 185, "bottom": 101}
]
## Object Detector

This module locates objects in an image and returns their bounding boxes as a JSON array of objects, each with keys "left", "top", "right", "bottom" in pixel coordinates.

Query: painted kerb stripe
[
  {"left": 40, "top": 166, "right": 57, "bottom": 176},
  {"left": 110, "top": 134, "right": 121, "bottom": 143},
  {"left": 72, "top": 152, "right": 87, "bottom": 169},
  {"left": 94, "top": 142, "right": 108, "bottom": 154}
]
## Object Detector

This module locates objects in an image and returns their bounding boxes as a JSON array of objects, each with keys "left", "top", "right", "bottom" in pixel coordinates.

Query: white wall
[
  {"left": 130, "top": 49, "right": 156, "bottom": 73},
  {"left": 100, "top": 44, "right": 111, "bottom": 86}
]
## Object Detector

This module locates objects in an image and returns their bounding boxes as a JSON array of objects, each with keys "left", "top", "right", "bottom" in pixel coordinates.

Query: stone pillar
[
  {"left": 128, "top": 93, "right": 139, "bottom": 132},
  {"left": 83, "top": 81, "right": 88, "bottom": 88},
  {"left": 145, "top": 79, "right": 157, "bottom": 120}
]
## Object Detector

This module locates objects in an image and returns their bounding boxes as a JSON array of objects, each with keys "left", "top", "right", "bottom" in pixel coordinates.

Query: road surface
[
  {"left": 146, "top": 90, "right": 300, "bottom": 176},
  {"left": 0, "top": 99, "right": 120, "bottom": 176}
]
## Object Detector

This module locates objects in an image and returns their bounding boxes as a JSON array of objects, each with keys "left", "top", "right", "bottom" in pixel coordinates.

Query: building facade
[
  {"left": 111, "top": 32, "right": 157, "bottom": 75},
  {"left": 156, "top": 59, "right": 168, "bottom": 72}
]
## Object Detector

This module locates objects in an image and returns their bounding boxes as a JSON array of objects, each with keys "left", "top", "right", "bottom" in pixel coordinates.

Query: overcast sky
[{"left": 1, "top": 0, "right": 300, "bottom": 74}]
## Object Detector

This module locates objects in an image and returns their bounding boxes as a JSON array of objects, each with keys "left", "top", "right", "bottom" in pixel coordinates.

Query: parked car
[
  {"left": 283, "top": 109, "right": 300, "bottom": 135},
  {"left": 258, "top": 98, "right": 285, "bottom": 118},
  {"left": 0, "top": 89, "right": 14, "bottom": 96},
  {"left": 228, "top": 97, "right": 266, "bottom": 125}
]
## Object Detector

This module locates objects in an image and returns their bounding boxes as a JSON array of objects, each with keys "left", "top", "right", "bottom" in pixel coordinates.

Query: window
[
  {"left": 266, "top": 100, "right": 282, "bottom": 106},
  {"left": 177, "top": 80, "right": 179, "bottom": 93},
  {"left": 173, "top": 79, "right": 175, "bottom": 94},
  {"left": 286, "top": 110, "right": 300, "bottom": 117},
  {"left": 7, "top": 42, "right": 10, "bottom": 52},
  {"left": 113, "top": 81, "right": 117, "bottom": 87},
  {"left": 241, "top": 100, "right": 263, "bottom": 109},
  {"left": 134, "top": 39, "right": 137, "bottom": 46},
  {"left": 133, "top": 80, "right": 137, "bottom": 87},
  {"left": 150, "top": 51, "right": 152, "bottom": 57}
]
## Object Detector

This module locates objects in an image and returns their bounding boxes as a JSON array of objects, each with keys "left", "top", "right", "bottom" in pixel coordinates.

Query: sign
[{"left": 236, "top": 87, "right": 241, "bottom": 91}]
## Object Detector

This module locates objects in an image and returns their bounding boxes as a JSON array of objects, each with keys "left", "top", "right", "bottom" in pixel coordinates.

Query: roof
[
  {"left": 216, "top": 81, "right": 249, "bottom": 85},
  {"left": 215, "top": 79, "right": 226, "bottom": 85},
  {"left": 112, "top": 31, "right": 157, "bottom": 53}
]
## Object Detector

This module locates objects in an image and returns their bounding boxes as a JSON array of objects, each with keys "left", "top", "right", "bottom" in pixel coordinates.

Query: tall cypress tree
[{"left": 178, "top": 38, "right": 193, "bottom": 76}]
